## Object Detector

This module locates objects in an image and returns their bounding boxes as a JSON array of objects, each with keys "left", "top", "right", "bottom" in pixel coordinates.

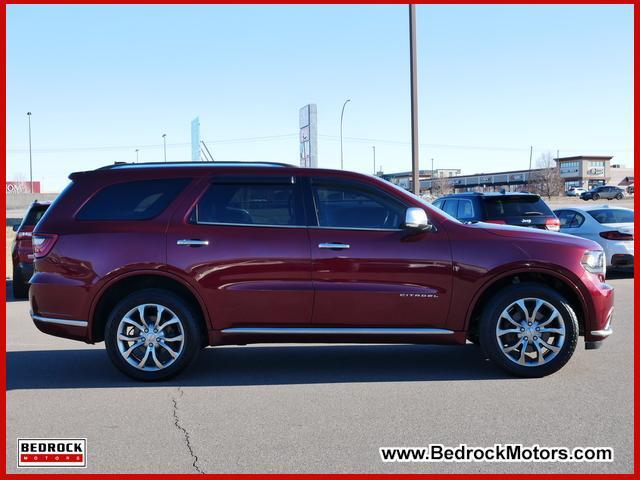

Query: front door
[
  {"left": 307, "top": 177, "right": 453, "bottom": 327},
  {"left": 167, "top": 174, "right": 313, "bottom": 330}
]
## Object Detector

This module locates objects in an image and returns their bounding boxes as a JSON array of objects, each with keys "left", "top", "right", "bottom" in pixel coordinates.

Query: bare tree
[
  {"left": 528, "top": 152, "right": 564, "bottom": 199},
  {"left": 431, "top": 176, "right": 453, "bottom": 197}
]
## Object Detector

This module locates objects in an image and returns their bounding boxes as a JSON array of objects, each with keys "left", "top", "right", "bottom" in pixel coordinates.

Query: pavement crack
[{"left": 172, "top": 387, "right": 205, "bottom": 474}]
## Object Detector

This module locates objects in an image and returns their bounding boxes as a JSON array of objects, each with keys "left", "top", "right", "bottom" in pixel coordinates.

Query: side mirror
[
  {"left": 12, "top": 224, "right": 19, "bottom": 232},
  {"left": 404, "top": 207, "right": 430, "bottom": 231}
]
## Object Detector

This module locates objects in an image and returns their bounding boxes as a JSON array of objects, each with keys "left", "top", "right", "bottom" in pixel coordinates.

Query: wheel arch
[
  {"left": 464, "top": 268, "right": 589, "bottom": 340},
  {"left": 89, "top": 270, "right": 210, "bottom": 343}
]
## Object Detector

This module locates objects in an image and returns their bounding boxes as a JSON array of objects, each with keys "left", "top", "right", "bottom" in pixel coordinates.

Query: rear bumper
[{"left": 30, "top": 311, "right": 90, "bottom": 343}]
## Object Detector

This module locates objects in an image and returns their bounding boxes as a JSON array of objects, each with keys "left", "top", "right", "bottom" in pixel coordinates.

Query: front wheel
[
  {"left": 592, "top": 193, "right": 600, "bottom": 200},
  {"left": 615, "top": 193, "right": 623, "bottom": 200},
  {"left": 478, "top": 284, "right": 578, "bottom": 377},
  {"left": 105, "top": 289, "right": 203, "bottom": 381}
]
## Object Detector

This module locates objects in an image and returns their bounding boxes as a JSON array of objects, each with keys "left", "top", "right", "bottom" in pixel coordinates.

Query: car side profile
[
  {"left": 431, "top": 192, "right": 560, "bottom": 231},
  {"left": 11, "top": 200, "right": 51, "bottom": 298},
  {"left": 580, "top": 185, "right": 625, "bottom": 201},
  {"left": 30, "top": 162, "right": 614, "bottom": 380}
]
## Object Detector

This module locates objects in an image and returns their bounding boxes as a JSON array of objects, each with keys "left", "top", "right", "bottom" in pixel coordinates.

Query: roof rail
[{"left": 97, "top": 161, "right": 297, "bottom": 170}]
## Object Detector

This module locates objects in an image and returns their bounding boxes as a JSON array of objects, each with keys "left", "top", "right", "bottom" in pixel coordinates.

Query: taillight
[
  {"left": 485, "top": 219, "right": 506, "bottom": 224},
  {"left": 600, "top": 230, "right": 633, "bottom": 241},
  {"left": 545, "top": 218, "right": 560, "bottom": 232},
  {"left": 16, "top": 231, "right": 32, "bottom": 240},
  {"left": 32, "top": 234, "right": 58, "bottom": 258}
]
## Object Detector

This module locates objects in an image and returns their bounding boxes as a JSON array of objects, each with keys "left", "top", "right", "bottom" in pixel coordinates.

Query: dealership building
[{"left": 381, "top": 155, "right": 631, "bottom": 193}]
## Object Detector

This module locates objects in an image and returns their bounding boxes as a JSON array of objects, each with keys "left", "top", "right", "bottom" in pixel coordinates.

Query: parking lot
[{"left": 5, "top": 271, "right": 633, "bottom": 474}]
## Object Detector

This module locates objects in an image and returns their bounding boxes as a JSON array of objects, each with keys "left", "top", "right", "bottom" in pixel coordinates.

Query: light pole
[
  {"left": 162, "top": 134, "right": 167, "bottom": 162},
  {"left": 340, "top": 99, "right": 351, "bottom": 169},
  {"left": 135, "top": 149, "right": 139, "bottom": 163},
  {"left": 372, "top": 146, "right": 376, "bottom": 174},
  {"left": 27, "top": 112, "right": 33, "bottom": 193},
  {"left": 409, "top": 5, "right": 420, "bottom": 195}
]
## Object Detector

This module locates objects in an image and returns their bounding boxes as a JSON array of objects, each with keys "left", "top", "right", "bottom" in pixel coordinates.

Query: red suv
[
  {"left": 11, "top": 200, "right": 51, "bottom": 298},
  {"left": 30, "top": 162, "right": 614, "bottom": 380}
]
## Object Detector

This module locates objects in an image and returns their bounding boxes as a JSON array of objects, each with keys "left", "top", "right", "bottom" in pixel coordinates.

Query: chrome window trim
[
  {"left": 221, "top": 327, "right": 454, "bottom": 335},
  {"left": 308, "top": 226, "right": 403, "bottom": 232},
  {"left": 31, "top": 312, "right": 88, "bottom": 328},
  {"left": 193, "top": 221, "right": 307, "bottom": 229}
]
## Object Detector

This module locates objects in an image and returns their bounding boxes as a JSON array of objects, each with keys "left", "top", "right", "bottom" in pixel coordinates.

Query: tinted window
[
  {"left": 556, "top": 210, "right": 585, "bottom": 228},
  {"left": 432, "top": 199, "right": 444, "bottom": 209},
  {"left": 588, "top": 209, "right": 634, "bottom": 224},
  {"left": 313, "top": 182, "right": 404, "bottom": 229},
  {"left": 193, "top": 181, "right": 302, "bottom": 226},
  {"left": 457, "top": 199, "right": 475, "bottom": 220},
  {"left": 22, "top": 204, "right": 49, "bottom": 226},
  {"left": 77, "top": 178, "right": 189, "bottom": 221},
  {"left": 442, "top": 199, "right": 459, "bottom": 217},
  {"left": 482, "top": 195, "right": 553, "bottom": 219}
]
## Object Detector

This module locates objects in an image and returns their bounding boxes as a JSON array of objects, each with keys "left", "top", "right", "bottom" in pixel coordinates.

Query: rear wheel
[
  {"left": 105, "top": 289, "right": 202, "bottom": 381},
  {"left": 11, "top": 265, "right": 29, "bottom": 299},
  {"left": 478, "top": 283, "right": 578, "bottom": 377}
]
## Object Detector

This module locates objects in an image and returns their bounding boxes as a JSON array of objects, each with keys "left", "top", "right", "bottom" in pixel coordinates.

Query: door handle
[
  {"left": 318, "top": 242, "right": 350, "bottom": 250},
  {"left": 177, "top": 239, "right": 209, "bottom": 247}
]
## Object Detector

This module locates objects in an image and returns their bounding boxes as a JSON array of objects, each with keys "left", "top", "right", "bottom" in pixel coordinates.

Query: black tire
[
  {"left": 615, "top": 193, "right": 623, "bottom": 200},
  {"left": 478, "top": 283, "right": 578, "bottom": 378},
  {"left": 12, "top": 266, "right": 29, "bottom": 299},
  {"left": 592, "top": 193, "right": 599, "bottom": 200},
  {"left": 105, "top": 288, "right": 203, "bottom": 381}
]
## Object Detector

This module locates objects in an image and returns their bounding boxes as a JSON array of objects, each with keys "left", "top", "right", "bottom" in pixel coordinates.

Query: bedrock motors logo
[{"left": 17, "top": 439, "right": 87, "bottom": 468}]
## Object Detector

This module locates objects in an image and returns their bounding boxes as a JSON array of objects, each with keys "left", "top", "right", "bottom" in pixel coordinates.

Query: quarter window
[
  {"left": 76, "top": 178, "right": 190, "bottom": 221},
  {"left": 312, "top": 181, "right": 405, "bottom": 229},
  {"left": 192, "top": 180, "right": 302, "bottom": 226}
]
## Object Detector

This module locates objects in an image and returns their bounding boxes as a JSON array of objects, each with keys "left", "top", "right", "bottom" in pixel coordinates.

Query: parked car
[
  {"left": 580, "top": 185, "right": 625, "bottom": 201},
  {"left": 432, "top": 192, "right": 560, "bottom": 231},
  {"left": 554, "top": 205, "right": 634, "bottom": 269},
  {"left": 11, "top": 200, "right": 51, "bottom": 298},
  {"left": 566, "top": 187, "right": 587, "bottom": 197},
  {"left": 30, "top": 162, "right": 613, "bottom": 380}
]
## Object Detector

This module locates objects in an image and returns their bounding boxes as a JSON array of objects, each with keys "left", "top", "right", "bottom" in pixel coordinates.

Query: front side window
[
  {"left": 77, "top": 178, "right": 190, "bottom": 221},
  {"left": 312, "top": 181, "right": 405, "bottom": 229},
  {"left": 457, "top": 199, "right": 475, "bottom": 220},
  {"left": 556, "top": 210, "right": 584, "bottom": 228},
  {"left": 192, "top": 180, "right": 303, "bottom": 226},
  {"left": 443, "top": 199, "right": 459, "bottom": 218}
]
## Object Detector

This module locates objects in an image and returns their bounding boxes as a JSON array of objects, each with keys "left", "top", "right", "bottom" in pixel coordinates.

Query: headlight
[{"left": 581, "top": 250, "right": 606, "bottom": 275}]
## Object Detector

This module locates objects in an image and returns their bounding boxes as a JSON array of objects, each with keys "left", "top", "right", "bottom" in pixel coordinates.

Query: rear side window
[
  {"left": 22, "top": 204, "right": 49, "bottom": 226},
  {"left": 482, "top": 195, "right": 553, "bottom": 220},
  {"left": 192, "top": 180, "right": 303, "bottom": 226},
  {"left": 588, "top": 209, "right": 634, "bottom": 224},
  {"left": 77, "top": 178, "right": 189, "bottom": 221}
]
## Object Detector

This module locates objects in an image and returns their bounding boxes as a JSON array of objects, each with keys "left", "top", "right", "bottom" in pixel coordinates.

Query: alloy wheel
[
  {"left": 116, "top": 303, "right": 185, "bottom": 371},
  {"left": 495, "top": 298, "right": 565, "bottom": 367}
]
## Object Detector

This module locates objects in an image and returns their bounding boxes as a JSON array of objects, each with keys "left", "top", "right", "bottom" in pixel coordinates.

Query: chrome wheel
[
  {"left": 496, "top": 298, "right": 565, "bottom": 367},
  {"left": 116, "top": 303, "right": 185, "bottom": 371}
]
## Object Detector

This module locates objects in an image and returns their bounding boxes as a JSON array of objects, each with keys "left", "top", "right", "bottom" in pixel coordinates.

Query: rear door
[
  {"left": 167, "top": 174, "right": 313, "bottom": 330},
  {"left": 306, "top": 176, "right": 452, "bottom": 327}
]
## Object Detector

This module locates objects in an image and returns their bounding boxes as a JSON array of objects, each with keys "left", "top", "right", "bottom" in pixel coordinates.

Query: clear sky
[{"left": 6, "top": 4, "right": 634, "bottom": 192}]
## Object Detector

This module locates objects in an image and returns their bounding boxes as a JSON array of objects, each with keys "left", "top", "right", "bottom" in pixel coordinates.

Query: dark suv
[
  {"left": 580, "top": 185, "right": 625, "bottom": 201},
  {"left": 11, "top": 200, "right": 51, "bottom": 298},
  {"left": 30, "top": 162, "right": 613, "bottom": 380},
  {"left": 432, "top": 192, "right": 560, "bottom": 231}
]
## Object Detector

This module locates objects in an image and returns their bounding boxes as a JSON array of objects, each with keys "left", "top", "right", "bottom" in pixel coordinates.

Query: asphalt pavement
[{"left": 5, "top": 273, "right": 634, "bottom": 474}]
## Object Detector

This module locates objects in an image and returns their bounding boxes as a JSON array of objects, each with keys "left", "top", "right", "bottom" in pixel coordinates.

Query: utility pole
[
  {"left": 340, "top": 99, "right": 351, "bottom": 169},
  {"left": 135, "top": 149, "right": 139, "bottom": 163},
  {"left": 372, "top": 146, "right": 376, "bottom": 174},
  {"left": 430, "top": 157, "right": 434, "bottom": 195},
  {"left": 528, "top": 146, "right": 533, "bottom": 170},
  {"left": 409, "top": 5, "right": 420, "bottom": 195},
  {"left": 162, "top": 134, "right": 167, "bottom": 162},
  {"left": 27, "top": 112, "right": 33, "bottom": 193}
]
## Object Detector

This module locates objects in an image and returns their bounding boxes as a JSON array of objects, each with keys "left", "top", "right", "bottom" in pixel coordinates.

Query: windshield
[
  {"left": 482, "top": 195, "right": 553, "bottom": 219},
  {"left": 588, "top": 209, "right": 634, "bottom": 224}
]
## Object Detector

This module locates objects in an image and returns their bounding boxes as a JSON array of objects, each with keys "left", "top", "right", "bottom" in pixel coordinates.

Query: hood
[{"left": 469, "top": 222, "right": 599, "bottom": 250}]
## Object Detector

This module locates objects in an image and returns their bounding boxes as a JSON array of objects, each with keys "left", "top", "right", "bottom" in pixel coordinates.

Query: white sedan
[{"left": 554, "top": 205, "right": 634, "bottom": 269}]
